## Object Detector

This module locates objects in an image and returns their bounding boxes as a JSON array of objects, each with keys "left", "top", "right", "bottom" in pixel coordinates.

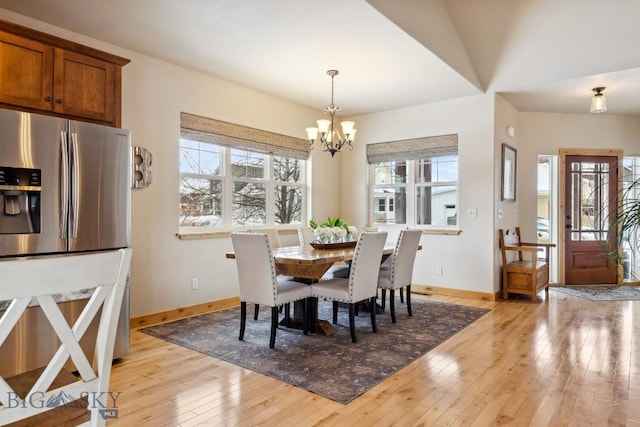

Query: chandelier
[{"left": 306, "top": 70, "right": 356, "bottom": 157}]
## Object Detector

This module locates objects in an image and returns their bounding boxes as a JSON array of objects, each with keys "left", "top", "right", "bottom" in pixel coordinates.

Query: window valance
[
  {"left": 180, "top": 112, "right": 310, "bottom": 160},
  {"left": 366, "top": 133, "right": 458, "bottom": 164}
]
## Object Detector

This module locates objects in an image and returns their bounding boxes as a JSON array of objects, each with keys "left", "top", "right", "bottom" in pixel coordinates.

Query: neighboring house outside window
[
  {"left": 179, "top": 113, "right": 309, "bottom": 233},
  {"left": 367, "top": 134, "right": 458, "bottom": 228}
]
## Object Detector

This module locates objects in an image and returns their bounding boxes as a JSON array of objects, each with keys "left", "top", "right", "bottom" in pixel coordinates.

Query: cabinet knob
[
  {"left": 56, "top": 98, "right": 63, "bottom": 104},
  {"left": 45, "top": 96, "right": 52, "bottom": 102}
]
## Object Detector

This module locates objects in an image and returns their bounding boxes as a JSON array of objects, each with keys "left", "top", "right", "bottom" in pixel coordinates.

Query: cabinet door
[
  {"left": 0, "top": 30, "right": 53, "bottom": 110},
  {"left": 53, "top": 48, "right": 115, "bottom": 123}
]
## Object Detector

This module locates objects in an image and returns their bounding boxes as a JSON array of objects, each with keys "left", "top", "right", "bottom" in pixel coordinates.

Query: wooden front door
[{"left": 564, "top": 155, "right": 618, "bottom": 284}]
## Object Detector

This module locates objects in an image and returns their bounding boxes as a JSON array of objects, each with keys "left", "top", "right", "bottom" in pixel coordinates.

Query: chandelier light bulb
[
  {"left": 341, "top": 121, "right": 355, "bottom": 135},
  {"left": 316, "top": 119, "right": 331, "bottom": 134},
  {"left": 306, "top": 127, "right": 319, "bottom": 141}
]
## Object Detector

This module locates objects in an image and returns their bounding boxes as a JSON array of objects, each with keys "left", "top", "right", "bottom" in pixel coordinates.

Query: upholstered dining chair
[
  {"left": 230, "top": 232, "right": 311, "bottom": 348},
  {"left": 297, "top": 226, "right": 315, "bottom": 247},
  {"left": 297, "top": 226, "right": 350, "bottom": 279},
  {"left": 0, "top": 248, "right": 132, "bottom": 427},
  {"left": 377, "top": 229, "right": 422, "bottom": 323},
  {"left": 247, "top": 227, "right": 281, "bottom": 249},
  {"left": 310, "top": 231, "right": 387, "bottom": 343}
]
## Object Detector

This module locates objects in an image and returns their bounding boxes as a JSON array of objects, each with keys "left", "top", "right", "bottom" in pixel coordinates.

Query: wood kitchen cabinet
[
  {"left": 0, "top": 20, "right": 129, "bottom": 127},
  {"left": 53, "top": 47, "right": 116, "bottom": 123},
  {"left": 0, "top": 30, "right": 53, "bottom": 111}
]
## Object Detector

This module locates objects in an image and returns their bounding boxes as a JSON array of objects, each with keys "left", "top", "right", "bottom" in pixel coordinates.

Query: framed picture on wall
[{"left": 501, "top": 143, "right": 517, "bottom": 201}]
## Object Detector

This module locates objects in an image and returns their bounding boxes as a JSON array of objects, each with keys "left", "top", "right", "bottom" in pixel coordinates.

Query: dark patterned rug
[
  {"left": 553, "top": 285, "right": 640, "bottom": 301},
  {"left": 139, "top": 298, "right": 489, "bottom": 404}
]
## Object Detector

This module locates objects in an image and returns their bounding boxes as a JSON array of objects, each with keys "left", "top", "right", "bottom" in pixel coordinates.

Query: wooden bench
[{"left": 498, "top": 227, "right": 556, "bottom": 302}]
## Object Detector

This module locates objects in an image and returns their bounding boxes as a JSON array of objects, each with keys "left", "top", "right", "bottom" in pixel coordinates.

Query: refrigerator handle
[
  {"left": 59, "top": 131, "right": 69, "bottom": 238},
  {"left": 70, "top": 132, "right": 80, "bottom": 239}
]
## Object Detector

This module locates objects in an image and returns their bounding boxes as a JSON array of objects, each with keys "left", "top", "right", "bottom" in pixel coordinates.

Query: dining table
[{"left": 226, "top": 241, "right": 420, "bottom": 335}]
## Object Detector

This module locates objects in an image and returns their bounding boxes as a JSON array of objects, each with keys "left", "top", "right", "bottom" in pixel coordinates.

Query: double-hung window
[
  {"left": 180, "top": 139, "right": 223, "bottom": 228},
  {"left": 179, "top": 113, "right": 309, "bottom": 233},
  {"left": 367, "top": 134, "right": 458, "bottom": 228}
]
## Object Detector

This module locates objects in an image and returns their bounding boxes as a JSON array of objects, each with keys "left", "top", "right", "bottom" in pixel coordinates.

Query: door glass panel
[
  {"left": 621, "top": 157, "right": 640, "bottom": 280},
  {"left": 570, "top": 161, "right": 610, "bottom": 241}
]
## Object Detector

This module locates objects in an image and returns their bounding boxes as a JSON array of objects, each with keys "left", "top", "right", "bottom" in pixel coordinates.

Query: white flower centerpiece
[{"left": 309, "top": 217, "right": 358, "bottom": 244}]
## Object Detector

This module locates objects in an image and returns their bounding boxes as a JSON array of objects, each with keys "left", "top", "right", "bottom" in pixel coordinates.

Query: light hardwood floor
[{"left": 108, "top": 291, "right": 640, "bottom": 426}]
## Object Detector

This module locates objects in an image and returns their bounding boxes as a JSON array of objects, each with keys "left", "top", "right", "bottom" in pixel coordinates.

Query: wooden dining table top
[{"left": 226, "top": 243, "right": 419, "bottom": 280}]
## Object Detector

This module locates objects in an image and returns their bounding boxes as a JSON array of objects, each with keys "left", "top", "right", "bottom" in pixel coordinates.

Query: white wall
[
  {"left": 341, "top": 94, "right": 498, "bottom": 294},
  {"left": 122, "top": 55, "right": 342, "bottom": 317},
  {"left": 494, "top": 95, "right": 521, "bottom": 290},
  {"left": 517, "top": 111, "right": 640, "bottom": 247},
  {"left": 0, "top": 10, "right": 340, "bottom": 317},
  {"left": 7, "top": 10, "right": 639, "bottom": 310}
]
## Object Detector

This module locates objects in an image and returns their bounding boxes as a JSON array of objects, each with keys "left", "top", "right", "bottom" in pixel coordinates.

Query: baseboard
[
  {"left": 131, "top": 285, "right": 497, "bottom": 330},
  {"left": 131, "top": 296, "right": 240, "bottom": 329},
  {"left": 412, "top": 284, "right": 497, "bottom": 302}
]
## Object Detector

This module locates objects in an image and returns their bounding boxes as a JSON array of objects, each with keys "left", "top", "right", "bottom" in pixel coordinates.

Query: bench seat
[{"left": 499, "top": 227, "right": 555, "bottom": 302}]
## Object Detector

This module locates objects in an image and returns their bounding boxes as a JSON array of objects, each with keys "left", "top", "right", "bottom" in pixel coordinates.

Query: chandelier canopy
[{"left": 306, "top": 70, "right": 356, "bottom": 157}]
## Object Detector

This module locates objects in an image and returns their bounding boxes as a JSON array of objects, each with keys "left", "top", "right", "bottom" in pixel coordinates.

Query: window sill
[
  {"left": 176, "top": 231, "right": 229, "bottom": 240},
  {"left": 420, "top": 228, "right": 462, "bottom": 236},
  {"left": 176, "top": 228, "right": 461, "bottom": 240},
  {"left": 176, "top": 227, "right": 300, "bottom": 240}
]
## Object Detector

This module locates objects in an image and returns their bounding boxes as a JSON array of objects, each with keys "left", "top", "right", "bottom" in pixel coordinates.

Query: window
[
  {"left": 179, "top": 113, "right": 309, "bottom": 232},
  {"left": 367, "top": 134, "right": 458, "bottom": 228},
  {"left": 179, "top": 139, "right": 222, "bottom": 228},
  {"left": 273, "top": 156, "right": 304, "bottom": 224}
]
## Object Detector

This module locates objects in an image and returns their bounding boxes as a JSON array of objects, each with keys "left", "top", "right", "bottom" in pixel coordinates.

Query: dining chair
[
  {"left": 247, "top": 227, "right": 281, "bottom": 249},
  {"left": 230, "top": 232, "right": 311, "bottom": 348},
  {"left": 0, "top": 248, "right": 132, "bottom": 427},
  {"left": 310, "top": 231, "right": 387, "bottom": 343},
  {"left": 377, "top": 229, "right": 422, "bottom": 323},
  {"left": 297, "top": 226, "right": 350, "bottom": 279},
  {"left": 297, "top": 226, "right": 315, "bottom": 247}
]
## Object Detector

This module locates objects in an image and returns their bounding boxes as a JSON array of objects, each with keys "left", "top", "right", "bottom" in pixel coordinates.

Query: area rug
[
  {"left": 139, "top": 298, "right": 489, "bottom": 404},
  {"left": 553, "top": 285, "right": 640, "bottom": 301}
]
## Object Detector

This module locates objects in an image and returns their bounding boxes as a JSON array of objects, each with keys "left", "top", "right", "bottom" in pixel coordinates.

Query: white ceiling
[{"left": 1, "top": 0, "right": 639, "bottom": 117}]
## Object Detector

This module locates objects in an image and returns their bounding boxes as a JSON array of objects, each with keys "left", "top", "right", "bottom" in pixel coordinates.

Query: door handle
[
  {"left": 70, "top": 133, "right": 80, "bottom": 239},
  {"left": 59, "top": 131, "right": 69, "bottom": 238}
]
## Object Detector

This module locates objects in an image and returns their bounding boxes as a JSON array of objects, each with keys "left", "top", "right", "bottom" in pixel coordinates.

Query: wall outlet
[
  {"left": 436, "top": 266, "right": 443, "bottom": 275},
  {"left": 191, "top": 278, "right": 199, "bottom": 290}
]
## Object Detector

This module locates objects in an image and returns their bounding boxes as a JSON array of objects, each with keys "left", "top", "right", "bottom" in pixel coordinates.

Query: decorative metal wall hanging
[{"left": 132, "top": 146, "right": 153, "bottom": 189}]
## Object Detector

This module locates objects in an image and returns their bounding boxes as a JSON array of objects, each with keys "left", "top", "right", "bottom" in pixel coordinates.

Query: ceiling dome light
[{"left": 590, "top": 87, "right": 607, "bottom": 113}]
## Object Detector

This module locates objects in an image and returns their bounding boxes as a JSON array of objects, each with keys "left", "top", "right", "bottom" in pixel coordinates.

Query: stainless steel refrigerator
[{"left": 0, "top": 108, "right": 131, "bottom": 377}]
